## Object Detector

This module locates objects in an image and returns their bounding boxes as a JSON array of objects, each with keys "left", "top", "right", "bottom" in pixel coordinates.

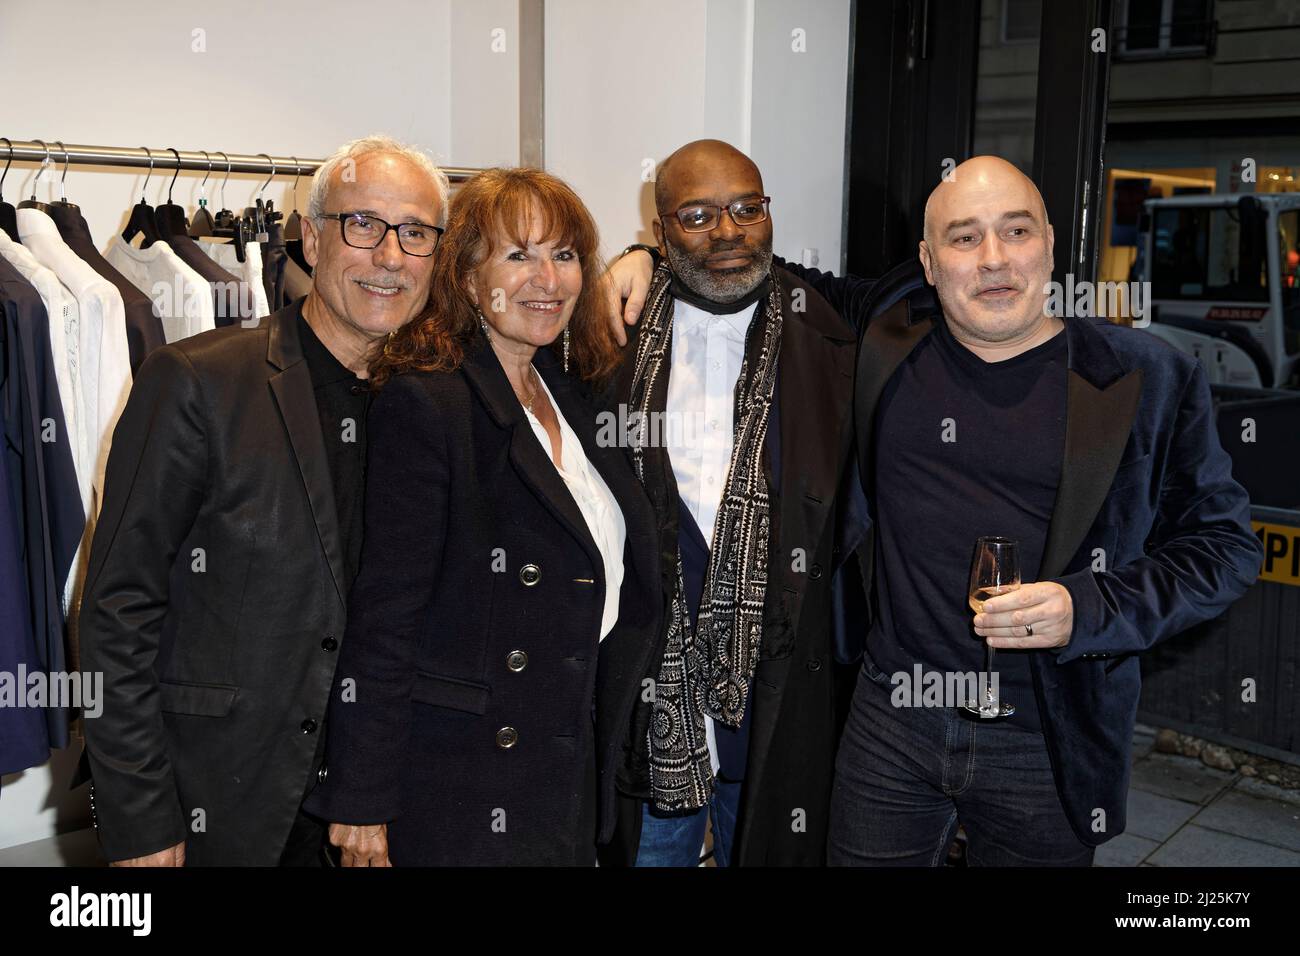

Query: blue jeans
[
  {"left": 634, "top": 777, "right": 743, "bottom": 867},
  {"left": 828, "top": 652, "right": 1095, "bottom": 866}
]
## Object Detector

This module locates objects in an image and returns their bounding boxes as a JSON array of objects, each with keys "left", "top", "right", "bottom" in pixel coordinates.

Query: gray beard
[{"left": 663, "top": 238, "right": 774, "bottom": 304}]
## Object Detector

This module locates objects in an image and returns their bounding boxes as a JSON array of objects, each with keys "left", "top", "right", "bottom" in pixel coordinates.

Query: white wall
[
  {"left": 451, "top": 0, "right": 523, "bottom": 168},
  {"left": 544, "top": 0, "right": 852, "bottom": 267},
  {"left": 0, "top": 0, "right": 853, "bottom": 854},
  {"left": 0, "top": 0, "right": 465, "bottom": 252},
  {"left": 750, "top": 0, "right": 852, "bottom": 271}
]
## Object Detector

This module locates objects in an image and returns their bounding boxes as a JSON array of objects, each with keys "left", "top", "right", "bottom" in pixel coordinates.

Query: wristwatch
[{"left": 620, "top": 243, "right": 661, "bottom": 265}]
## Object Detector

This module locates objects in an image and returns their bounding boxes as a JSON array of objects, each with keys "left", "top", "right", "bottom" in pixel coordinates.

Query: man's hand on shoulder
[{"left": 603, "top": 249, "right": 656, "bottom": 346}]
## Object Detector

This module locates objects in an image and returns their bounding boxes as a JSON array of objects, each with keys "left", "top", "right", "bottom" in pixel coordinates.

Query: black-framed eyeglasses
[
  {"left": 318, "top": 212, "right": 444, "bottom": 257},
  {"left": 661, "top": 196, "right": 772, "bottom": 233}
]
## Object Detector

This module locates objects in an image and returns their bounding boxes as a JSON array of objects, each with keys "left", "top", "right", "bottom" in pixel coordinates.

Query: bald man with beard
[
  {"left": 598, "top": 139, "right": 866, "bottom": 866},
  {"left": 611, "top": 155, "right": 1261, "bottom": 866}
]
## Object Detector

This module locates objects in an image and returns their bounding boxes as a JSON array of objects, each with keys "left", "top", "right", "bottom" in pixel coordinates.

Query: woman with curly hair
[{"left": 304, "top": 168, "right": 662, "bottom": 866}]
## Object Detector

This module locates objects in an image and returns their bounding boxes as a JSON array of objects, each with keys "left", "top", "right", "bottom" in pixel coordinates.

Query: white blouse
[{"left": 523, "top": 369, "right": 627, "bottom": 641}]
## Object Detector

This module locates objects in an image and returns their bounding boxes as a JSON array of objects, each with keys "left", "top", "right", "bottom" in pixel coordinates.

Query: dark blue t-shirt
[{"left": 868, "top": 317, "right": 1067, "bottom": 732}]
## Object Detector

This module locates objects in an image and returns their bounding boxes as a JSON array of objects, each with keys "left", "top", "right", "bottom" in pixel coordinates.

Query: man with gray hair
[{"left": 78, "top": 135, "right": 447, "bottom": 866}]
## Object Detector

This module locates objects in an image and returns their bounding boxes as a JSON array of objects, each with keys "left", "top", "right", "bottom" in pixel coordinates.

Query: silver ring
[{"left": 1025, "top": 623, "right": 1034, "bottom": 637}]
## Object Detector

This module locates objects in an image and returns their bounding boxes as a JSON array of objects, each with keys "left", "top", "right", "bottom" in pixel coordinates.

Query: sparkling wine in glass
[{"left": 962, "top": 536, "right": 1020, "bottom": 719}]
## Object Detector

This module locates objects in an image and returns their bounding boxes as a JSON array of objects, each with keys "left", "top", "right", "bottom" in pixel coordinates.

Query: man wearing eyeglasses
[
  {"left": 78, "top": 135, "right": 447, "bottom": 866},
  {"left": 597, "top": 139, "right": 862, "bottom": 866}
]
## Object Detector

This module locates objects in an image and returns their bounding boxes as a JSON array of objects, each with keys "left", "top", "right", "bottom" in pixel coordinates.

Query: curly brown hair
[{"left": 368, "top": 167, "right": 620, "bottom": 388}]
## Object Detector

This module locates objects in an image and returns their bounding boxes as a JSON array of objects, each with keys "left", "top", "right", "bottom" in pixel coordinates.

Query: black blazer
[
  {"left": 79, "top": 303, "right": 348, "bottom": 865},
  {"left": 302, "top": 336, "right": 662, "bottom": 866}
]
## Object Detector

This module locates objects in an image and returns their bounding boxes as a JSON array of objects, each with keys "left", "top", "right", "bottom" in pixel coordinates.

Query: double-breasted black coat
[{"left": 303, "top": 336, "right": 662, "bottom": 865}]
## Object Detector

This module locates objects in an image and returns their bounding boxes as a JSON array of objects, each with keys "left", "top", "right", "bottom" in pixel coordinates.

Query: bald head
[
  {"left": 917, "top": 155, "right": 1059, "bottom": 358},
  {"left": 651, "top": 139, "right": 773, "bottom": 304},
  {"left": 923, "top": 156, "right": 1048, "bottom": 248},
  {"left": 655, "top": 139, "right": 762, "bottom": 215}
]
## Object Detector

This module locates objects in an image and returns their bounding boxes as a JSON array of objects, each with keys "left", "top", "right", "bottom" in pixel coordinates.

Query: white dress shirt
[
  {"left": 524, "top": 370, "right": 627, "bottom": 641},
  {"left": 201, "top": 239, "right": 270, "bottom": 324},
  {"left": 16, "top": 208, "right": 133, "bottom": 642},
  {"left": 16, "top": 208, "right": 132, "bottom": 519},
  {"left": 663, "top": 296, "right": 759, "bottom": 774},
  {"left": 105, "top": 236, "right": 216, "bottom": 343}
]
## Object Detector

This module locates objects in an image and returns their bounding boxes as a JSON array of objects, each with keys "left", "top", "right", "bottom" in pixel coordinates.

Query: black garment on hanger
[
  {"left": 121, "top": 197, "right": 161, "bottom": 248},
  {"left": 262, "top": 222, "right": 288, "bottom": 312},
  {"left": 168, "top": 235, "right": 243, "bottom": 328},
  {"left": 283, "top": 256, "right": 313, "bottom": 302},
  {"left": 154, "top": 201, "right": 188, "bottom": 241},
  {"left": 0, "top": 259, "right": 83, "bottom": 752},
  {"left": 0, "top": 199, "right": 17, "bottom": 244},
  {"left": 285, "top": 236, "right": 311, "bottom": 274},
  {"left": 46, "top": 204, "right": 166, "bottom": 373}
]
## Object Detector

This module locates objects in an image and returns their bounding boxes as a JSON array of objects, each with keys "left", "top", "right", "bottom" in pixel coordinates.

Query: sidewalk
[{"left": 1094, "top": 723, "right": 1300, "bottom": 866}]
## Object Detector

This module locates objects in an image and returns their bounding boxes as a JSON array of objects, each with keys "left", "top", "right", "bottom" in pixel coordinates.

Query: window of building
[
  {"left": 1118, "top": 0, "right": 1212, "bottom": 58},
  {"left": 1150, "top": 204, "right": 1268, "bottom": 303},
  {"left": 1001, "top": 0, "right": 1041, "bottom": 43}
]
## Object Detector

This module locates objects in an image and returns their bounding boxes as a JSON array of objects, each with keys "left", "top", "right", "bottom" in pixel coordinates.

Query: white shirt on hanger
[
  {"left": 524, "top": 370, "right": 627, "bottom": 642},
  {"left": 200, "top": 238, "right": 270, "bottom": 324},
  {"left": 16, "top": 208, "right": 133, "bottom": 645},
  {"left": 663, "top": 295, "right": 759, "bottom": 777},
  {"left": 105, "top": 236, "right": 216, "bottom": 343},
  {"left": 16, "top": 207, "right": 132, "bottom": 521}
]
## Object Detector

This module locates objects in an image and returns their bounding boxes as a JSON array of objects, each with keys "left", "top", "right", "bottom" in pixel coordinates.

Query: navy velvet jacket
[{"left": 786, "top": 257, "right": 1263, "bottom": 846}]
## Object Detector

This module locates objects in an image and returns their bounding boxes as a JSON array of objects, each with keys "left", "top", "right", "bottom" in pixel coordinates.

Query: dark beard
[{"left": 663, "top": 235, "right": 774, "bottom": 304}]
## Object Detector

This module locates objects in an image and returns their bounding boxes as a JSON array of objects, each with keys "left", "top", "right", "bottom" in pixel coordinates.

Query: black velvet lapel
[{"left": 1039, "top": 321, "right": 1145, "bottom": 579}]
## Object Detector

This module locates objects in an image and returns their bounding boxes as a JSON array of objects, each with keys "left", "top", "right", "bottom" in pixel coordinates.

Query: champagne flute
[{"left": 962, "top": 536, "right": 1019, "bottom": 719}]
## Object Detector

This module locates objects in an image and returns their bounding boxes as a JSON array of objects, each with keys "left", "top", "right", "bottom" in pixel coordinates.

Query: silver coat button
[
  {"left": 519, "top": 564, "right": 541, "bottom": 586},
  {"left": 496, "top": 726, "right": 519, "bottom": 749},
  {"left": 507, "top": 650, "right": 528, "bottom": 672}
]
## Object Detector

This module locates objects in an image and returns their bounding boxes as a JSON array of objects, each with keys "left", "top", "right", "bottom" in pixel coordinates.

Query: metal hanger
[
  {"left": 17, "top": 139, "right": 52, "bottom": 213},
  {"left": 284, "top": 156, "right": 303, "bottom": 241},
  {"left": 189, "top": 150, "right": 215, "bottom": 237},
  {"left": 0, "top": 137, "right": 18, "bottom": 241},
  {"left": 247, "top": 153, "right": 275, "bottom": 242},
  {"left": 212, "top": 151, "right": 247, "bottom": 262},
  {"left": 154, "top": 147, "right": 189, "bottom": 239},
  {"left": 48, "top": 141, "right": 81, "bottom": 213},
  {"left": 121, "top": 146, "right": 162, "bottom": 246}
]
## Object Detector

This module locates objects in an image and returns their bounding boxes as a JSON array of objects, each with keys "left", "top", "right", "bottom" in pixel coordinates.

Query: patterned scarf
[{"left": 626, "top": 261, "right": 782, "bottom": 811}]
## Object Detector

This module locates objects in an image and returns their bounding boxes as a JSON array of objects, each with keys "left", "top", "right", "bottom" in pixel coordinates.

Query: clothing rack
[{"left": 0, "top": 138, "right": 480, "bottom": 182}]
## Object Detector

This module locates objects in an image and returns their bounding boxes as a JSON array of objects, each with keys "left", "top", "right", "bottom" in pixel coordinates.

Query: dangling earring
[
  {"left": 477, "top": 309, "right": 491, "bottom": 340},
  {"left": 563, "top": 326, "right": 570, "bottom": 374}
]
